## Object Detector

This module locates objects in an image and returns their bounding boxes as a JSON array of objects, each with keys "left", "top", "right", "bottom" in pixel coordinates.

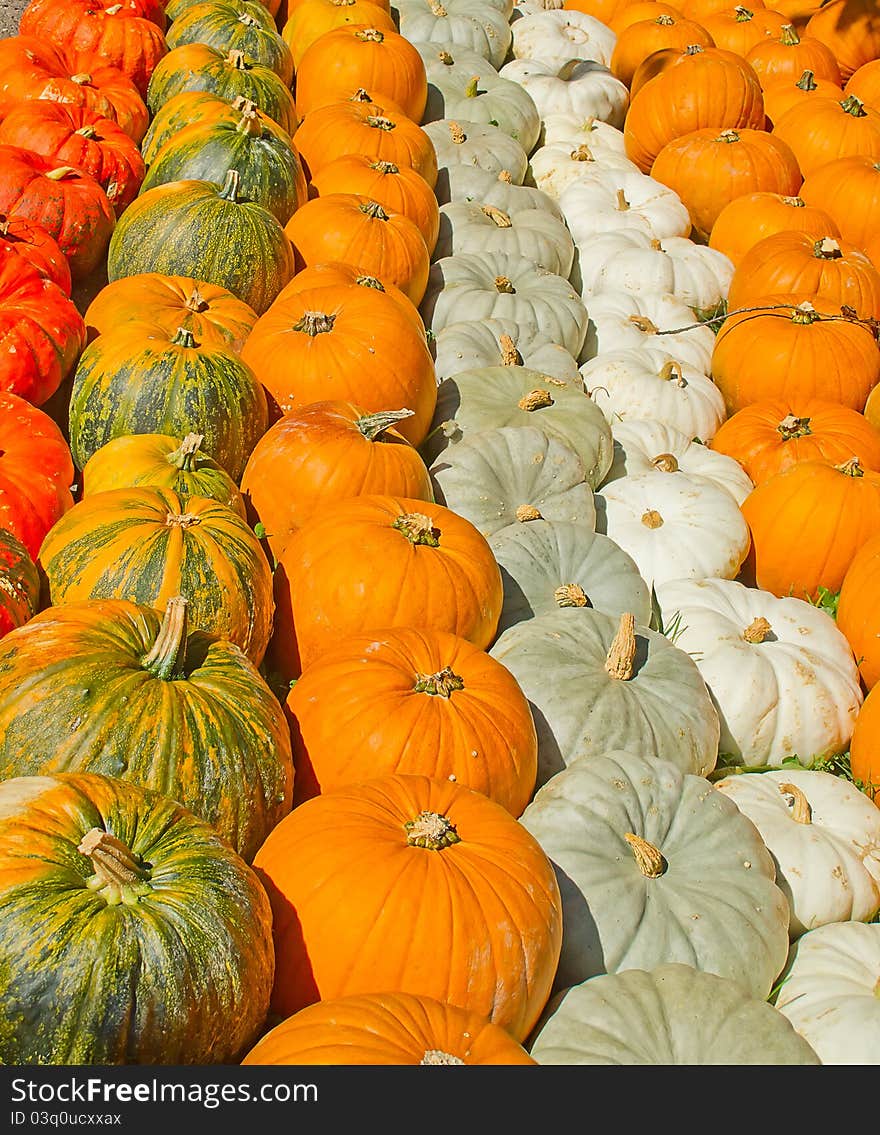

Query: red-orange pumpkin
[{"left": 0, "top": 213, "right": 71, "bottom": 293}]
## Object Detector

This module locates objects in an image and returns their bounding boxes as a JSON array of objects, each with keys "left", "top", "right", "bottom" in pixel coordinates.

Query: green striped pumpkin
[
  {"left": 0, "top": 770, "right": 274, "bottom": 1064},
  {"left": 68, "top": 320, "right": 268, "bottom": 480},
  {"left": 140, "top": 106, "right": 307, "bottom": 225},
  {"left": 106, "top": 170, "right": 295, "bottom": 317},
  {"left": 146, "top": 44, "right": 298, "bottom": 135},
  {"left": 38, "top": 486, "right": 275, "bottom": 666},
  {"left": 165, "top": 2, "right": 295, "bottom": 86},
  {"left": 140, "top": 91, "right": 289, "bottom": 165},
  {"left": 164, "top": 0, "right": 276, "bottom": 28},
  {"left": 0, "top": 596, "right": 292, "bottom": 862}
]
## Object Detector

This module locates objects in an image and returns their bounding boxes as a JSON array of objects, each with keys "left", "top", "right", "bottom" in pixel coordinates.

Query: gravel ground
[{"left": 0, "top": 0, "right": 24, "bottom": 37}]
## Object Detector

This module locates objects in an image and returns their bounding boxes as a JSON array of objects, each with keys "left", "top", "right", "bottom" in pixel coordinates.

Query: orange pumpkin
[
  {"left": 251, "top": 772, "right": 563, "bottom": 1040},
  {"left": 285, "top": 0, "right": 390, "bottom": 16},
  {"left": 240, "top": 990, "right": 539, "bottom": 1065},
  {"left": 239, "top": 400, "right": 434, "bottom": 563},
  {"left": 711, "top": 295, "right": 880, "bottom": 415},
  {"left": 700, "top": 5, "right": 789, "bottom": 57},
  {"left": 650, "top": 126, "right": 802, "bottom": 240},
  {"left": 681, "top": 0, "right": 767, "bottom": 18},
  {"left": 800, "top": 154, "right": 880, "bottom": 267},
  {"left": 771, "top": 93, "right": 880, "bottom": 177},
  {"left": 284, "top": 191, "right": 430, "bottom": 305},
  {"left": 710, "top": 397, "right": 880, "bottom": 484},
  {"left": 294, "top": 24, "right": 427, "bottom": 122},
  {"left": 848, "top": 683, "right": 880, "bottom": 800},
  {"left": 745, "top": 22, "right": 841, "bottom": 87},
  {"left": 268, "top": 494, "right": 503, "bottom": 680},
  {"left": 740, "top": 455, "right": 880, "bottom": 599},
  {"left": 281, "top": 0, "right": 396, "bottom": 69},
  {"left": 274, "top": 260, "right": 425, "bottom": 336},
  {"left": 837, "top": 533, "right": 880, "bottom": 693},
  {"left": 623, "top": 45, "right": 767, "bottom": 172},
  {"left": 285, "top": 626, "right": 538, "bottom": 814},
  {"left": 804, "top": 0, "right": 880, "bottom": 83},
  {"left": 708, "top": 190, "right": 840, "bottom": 265},
  {"left": 564, "top": 0, "right": 624, "bottom": 24},
  {"left": 726, "top": 231, "right": 880, "bottom": 317},
  {"left": 762, "top": 67, "right": 843, "bottom": 125},
  {"left": 630, "top": 45, "right": 686, "bottom": 95},
  {"left": 239, "top": 283, "right": 436, "bottom": 439},
  {"left": 844, "top": 59, "right": 880, "bottom": 110},
  {"left": 609, "top": 1, "right": 686, "bottom": 35},
  {"left": 610, "top": 14, "right": 716, "bottom": 88}
]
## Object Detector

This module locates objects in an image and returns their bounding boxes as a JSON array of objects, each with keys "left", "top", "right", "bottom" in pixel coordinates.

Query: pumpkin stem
[
  {"left": 414, "top": 665, "right": 465, "bottom": 697},
  {"left": 558, "top": 59, "right": 583, "bottom": 80},
  {"left": 141, "top": 595, "right": 189, "bottom": 681},
  {"left": 656, "top": 12, "right": 675, "bottom": 23},
  {"left": 782, "top": 195, "right": 805, "bottom": 207},
  {"left": 393, "top": 511, "right": 440, "bottom": 546},
  {"left": 779, "top": 781, "right": 812, "bottom": 824},
  {"left": 232, "top": 96, "right": 258, "bottom": 113},
  {"left": 777, "top": 414, "right": 812, "bottom": 439},
  {"left": 494, "top": 275, "right": 515, "bottom": 293},
  {"left": 554, "top": 582, "right": 589, "bottom": 608},
  {"left": 499, "top": 333, "right": 522, "bottom": 365},
  {"left": 498, "top": 169, "right": 512, "bottom": 183},
  {"left": 685, "top": 43, "right": 704, "bottom": 54},
  {"left": 624, "top": 832, "right": 666, "bottom": 877},
  {"left": 464, "top": 76, "right": 481, "bottom": 98},
  {"left": 518, "top": 388, "right": 554, "bottom": 410},
  {"left": 794, "top": 69, "right": 817, "bottom": 91},
  {"left": 604, "top": 612, "right": 637, "bottom": 680},
  {"left": 743, "top": 616, "right": 772, "bottom": 643},
  {"left": 779, "top": 23, "right": 800, "bottom": 45},
  {"left": 167, "top": 433, "right": 205, "bottom": 472},
  {"left": 366, "top": 115, "right": 396, "bottom": 131},
  {"left": 716, "top": 129, "right": 740, "bottom": 143},
  {"left": 227, "top": 49, "right": 250, "bottom": 69},
  {"left": 437, "top": 50, "right": 454, "bottom": 64},
  {"left": 430, "top": 0, "right": 447, "bottom": 13},
  {"left": 814, "top": 236, "right": 842, "bottom": 258},
  {"left": 351, "top": 88, "right": 375, "bottom": 102},
  {"left": 835, "top": 456, "right": 864, "bottom": 477},
  {"left": 735, "top": 6, "right": 753, "bottom": 19},
  {"left": 356, "top": 408, "right": 414, "bottom": 439},
  {"left": 651, "top": 452, "right": 679, "bottom": 472},
  {"left": 570, "top": 143, "right": 595, "bottom": 162},
  {"left": 641, "top": 509, "right": 664, "bottom": 528},
  {"left": 371, "top": 160, "right": 399, "bottom": 174},
  {"left": 404, "top": 810, "right": 461, "bottom": 849},
  {"left": 448, "top": 121, "right": 466, "bottom": 144},
  {"left": 791, "top": 301, "right": 819, "bottom": 324},
  {"left": 74, "top": 125, "right": 98, "bottom": 138},
  {"left": 355, "top": 274, "right": 385, "bottom": 291},
  {"left": 236, "top": 107, "right": 263, "bottom": 136},
  {"left": 70, "top": 72, "right": 93, "bottom": 83},
  {"left": 293, "top": 310, "right": 336, "bottom": 335},
  {"left": 355, "top": 27, "right": 386, "bottom": 41},
  {"left": 165, "top": 511, "right": 202, "bottom": 529},
  {"left": 629, "top": 315, "right": 658, "bottom": 333},
  {"left": 218, "top": 168, "right": 241, "bottom": 201},
  {"left": 360, "top": 200, "right": 389, "bottom": 220},
  {"left": 78, "top": 828, "right": 153, "bottom": 905},
  {"left": 170, "top": 326, "right": 198, "bottom": 348},
  {"left": 45, "top": 166, "right": 81, "bottom": 181},
  {"left": 840, "top": 94, "right": 867, "bottom": 116},
  {"left": 482, "top": 204, "right": 512, "bottom": 227},
  {"left": 184, "top": 284, "right": 208, "bottom": 312},
  {"left": 659, "top": 359, "right": 685, "bottom": 386},
  {"left": 516, "top": 503, "right": 542, "bottom": 521},
  {"left": 421, "top": 1050, "right": 465, "bottom": 1065},
  {"left": 237, "top": 12, "right": 259, "bottom": 24}
]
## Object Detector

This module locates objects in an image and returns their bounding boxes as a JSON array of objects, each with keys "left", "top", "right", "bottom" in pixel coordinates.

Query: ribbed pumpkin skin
[
  {"left": 241, "top": 991, "right": 538, "bottom": 1065},
  {"left": 105, "top": 173, "right": 295, "bottom": 316},
  {"left": 800, "top": 155, "right": 880, "bottom": 267},
  {"left": 836, "top": 533, "right": 880, "bottom": 692},
  {"left": 274, "top": 261, "right": 425, "bottom": 337},
  {"left": 140, "top": 89, "right": 290, "bottom": 164},
  {"left": 139, "top": 109, "right": 307, "bottom": 225},
  {"left": 0, "top": 598, "right": 292, "bottom": 861},
  {"left": 0, "top": 530, "right": 39, "bottom": 640},
  {"left": 281, "top": 0, "right": 397, "bottom": 69},
  {"left": 164, "top": 1, "right": 294, "bottom": 85},
  {"left": 82, "top": 432, "right": 246, "bottom": 517},
  {"left": 38, "top": 487, "right": 275, "bottom": 665},
  {"left": 0, "top": 213, "right": 71, "bottom": 294},
  {"left": 252, "top": 773, "right": 563, "bottom": 1040},
  {"left": 771, "top": 93, "right": 880, "bottom": 177},
  {"left": 708, "top": 191, "right": 840, "bottom": 266},
  {"left": 849, "top": 683, "right": 880, "bottom": 799},
  {"left": 286, "top": 626, "right": 538, "bottom": 814},
  {"left": 763, "top": 70, "right": 843, "bottom": 126},
  {"left": 84, "top": 273, "right": 259, "bottom": 353},
  {"left": 68, "top": 320, "right": 268, "bottom": 481},
  {"left": 0, "top": 771, "right": 274, "bottom": 1064}
]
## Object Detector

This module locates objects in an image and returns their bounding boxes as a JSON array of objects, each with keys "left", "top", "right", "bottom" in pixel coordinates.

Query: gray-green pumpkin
[
  {"left": 489, "top": 608, "right": 721, "bottom": 786},
  {"left": 420, "top": 63, "right": 542, "bottom": 152},
  {"left": 519, "top": 750, "right": 790, "bottom": 997},
  {"left": 403, "top": 3, "right": 513, "bottom": 68},
  {"left": 165, "top": 1, "right": 295, "bottom": 85},
  {"left": 432, "top": 317, "right": 580, "bottom": 383},
  {"left": 424, "top": 119, "right": 529, "bottom": 202},
  {"left": 441, "top": 164, "right": 565, "bottom": 218},
  {"left": 434, "top": 199, "right": 575, "bottom": 278},
  {"left": 528, "top": 964, "right": 820, "bottom": 1065}
]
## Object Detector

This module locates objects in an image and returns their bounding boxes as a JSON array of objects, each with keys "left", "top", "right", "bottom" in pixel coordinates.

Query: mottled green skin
[
  {"left": 164, "top": 0, "right": 276, "bottom": 29},
  {"left": 106, "top": 178, "right": 295, "bottom": 316},
  {"left": 165, "top": 4, "right": 295, "bottom": 85},
  {"left": 68, "top": 327, "right": 269, "bottom": 479},
  {"left": 0, "top": 771, "right": 275, "bottom": 1065}
]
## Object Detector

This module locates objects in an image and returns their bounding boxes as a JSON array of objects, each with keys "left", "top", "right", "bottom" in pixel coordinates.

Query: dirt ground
[{"left": 0, "top": 0, "right": 23, "bottom": 37}]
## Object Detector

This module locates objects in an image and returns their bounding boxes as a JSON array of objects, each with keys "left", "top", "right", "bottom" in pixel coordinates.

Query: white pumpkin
[
  {"left": 444, "top": 165, "right": 565, "bottom": 218},
  {"left": 578, "top": 289, "right": 716, "bottom": 370},
  {"left": 654, "top": 578, "right": 864, "bottom": 770},
  {"left": 434, "top": 198, "right": 576, "bottom": 277},
  {"left": 509, "top": 10, "right": 617, "bottom": 71},
  {"left": 527, "top": 138, "right": 640, "bottom": 199},
  {"left": 539, "top": 110, "right": 628, "bottom": 152},
  {"left": 511, "top": 0, "right": 563, "bottom": 16},
  {"left": 424, "top": 118, "right": 530, "bottom": 196},
  {"left": 499, "top": 57, "right": 630, "bottom": 130},
  {"left": 420, "top": 64, "right": 543, "bottom": 153},
  {"left": 396, "top": 1, "right": 513, "bottom": 69},
  {"left": 775, "top": 921, "right": 880, "bottom": 1065},
  {"left": 603, "top": 419, "right": 754, "bottom": 504},
  {"left": 558, "top": 169, "right": 691, "bottom": 244},
  {"left": 715, "top": 769, "right": 880, "bottom": 939},
  {"left": 597, "top": 470, "right": 751, "bottom": 589},
  {"left": 580, "top": 346, "right": 727, "bottom": 441},
  {"left": 432, "top": 317, "right": 581, "bottom": 383}
]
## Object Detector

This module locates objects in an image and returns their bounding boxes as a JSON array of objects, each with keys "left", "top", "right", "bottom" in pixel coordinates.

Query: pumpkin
[
  {"left": 0, "top": 530, "right": 40, "bottom": 641},
  {"left": 0, "top": 391, "right": 75, "bottom": 560},
  {"left": 0, "top": 144, "right": 115, "bottom": 281},
  {"left": 252, "top": 772, "right": 563, "bottom": 1040},
  {"left": 649, "top": 127, "right": 803, "bottom": 241},
  {"left": 528, "top": 134, "right": 640, "bottom": 200},
  {"left": 242, "top": 990, "right": 537, "bottom": 1065},
  {"left": 805, "top": 0, "right": 880, "bottom": 82},
  {"left": 799, "top": 154, "right": 880, "bottom": 267},
  {"left": 611, "top": 13, "right": 716, "bottom": 89},
  {"left": 239, "top": 284, "right": 436, "bottom": 442},
  {"left": 398, "top": 0, "right": 513, "bottom": 70},
  {"left": 434, "top": 198, "right": 575, "bottom": 278},
  {"left": 0, "top": 247, "right": 87, "bottom": 408},
  {"left": 424, "top": 118, "right": 529, "bottom": 196},
  {"left": 509, "top": 8, "right": 615, "bottom": 69},
  {"left": 0, "top": 101, "right": 144, "bottom": 216},
  {"left": 762, "top": 67, "right": 843, "bottom": 126},
  {"left": 844, "top": 59, "right": 880, "bottom": 110},
  {"left": 745, "top": 22, "right": 842, "bottom": 87},
  {"left": 712, "top": 297, "right": 880, "bottom": 417},
  {"left": 167, "top": 0, "right": 278, "bottom": 20},
  {"left": 715, "top": 770, "right": 880, "bottom": 937},
  {"left": 609, "top": 1, "right": 686, "bottom": 35},
  {"left": 727, "top": 231, "right": 880, "bottom": 317},
  {"left": 622, "top": 45, "right": 766, "bottom": 173},
  {"left": 0, "top": 596, "right": 293, "bottom": 861},
  {"left": 700, "top": 5, "right": 789, "bottom": 57},
  {"left": 106, "top": 170, "right": 296, "bottom": 316},
  {"left": 84, "top": 273, "right": 258, "bottom": 353},
  {"left": 295, "top": 25, "right": 428, "bottom": 121},
  {"left": 654, "top": 576, "right": 862, "bottom": 766},
  {"left": 849, "top": 682, "right": 880, "bottom": 798},
  {"left": 425, "top": 64, "right": 545, "bottom": 153},
  {"left": 164, "top": 0, "right": 294, "bottom": 86},
  {"left": 555, "top": 167, "right": 693, "bottom": 244},
  {"left": 772, "top": 93, "right": 880, "bottom": 177},
  {"left": 836, "top": 531, "right": 880, "bottom": 692},
  {"left": 282, "top": 0, "right": 396, "bottom": 70},
  {"left": 38, "top": 487, "right": 275, "bottom": 665},
  {"left": 286, "top": 625, "right": 538, "bottom": 814},
  {"left": 20, "top": 0, "right": 166, "bottom": 33},
  {"left": 710, "top": 397, "right": 880, "bottom": 485},
  {"left": 240, "top": 400, "right": 434, "bottom": 563},
  {"left": 432, "top": 318, "right": 580, "bottom": 383},
  {"left": 428, "top": 424, "right": 598, "bottom": 537},
  {"left": 68, "top": 320, "right": 268, "bottom": 480},
  {"left": 139, "top": 105, "right": 307, "bottom": 226},
  {"left": 579, "top": 288, "right": 717, "bottom": 369},
  {"left": 435, "top": 165, "right": 567, "bottom": 220},
  {"left": 273, "top": 260, "right": 426, "bottom": 337},
  {"left": 0, "top": 212, "right": 70, "bottom": 294},
  {"left": 140, "top": 90, "right": 289, "bottom": 165},
  {"left": 519, "top": 750, "right": 789, "bottom": 996},
  {"left": 0, "top": 770, "right": 274, "bottom": 1065},
  {"left": 774, "top": 922, "right": 880, "bottom": 1063},
  {"left": 81, "top": 432, "right": 246, "bottom": 516},
  {"left": 490, "top": 609, "right": 721, "bottom": 786},
  {"left": 741, "top": 456, "right": 880, "bottom": 599},
  {"left": 529, "top": 964, "right": 820, "bottom": 1065},
  {"left": 269, "top": 494, "right": 503, "bottom": 679},
  {"left": 497, "top": 57, "right": 628, "bottom": 135},
  {"left": 708, "top": 190, "right": 840, "bottom": 266}
]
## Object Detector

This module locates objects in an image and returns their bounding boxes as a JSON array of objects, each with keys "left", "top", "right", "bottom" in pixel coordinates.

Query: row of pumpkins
[{"left": 1, "top": 0, "right": 880, "bottom": 1067}]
